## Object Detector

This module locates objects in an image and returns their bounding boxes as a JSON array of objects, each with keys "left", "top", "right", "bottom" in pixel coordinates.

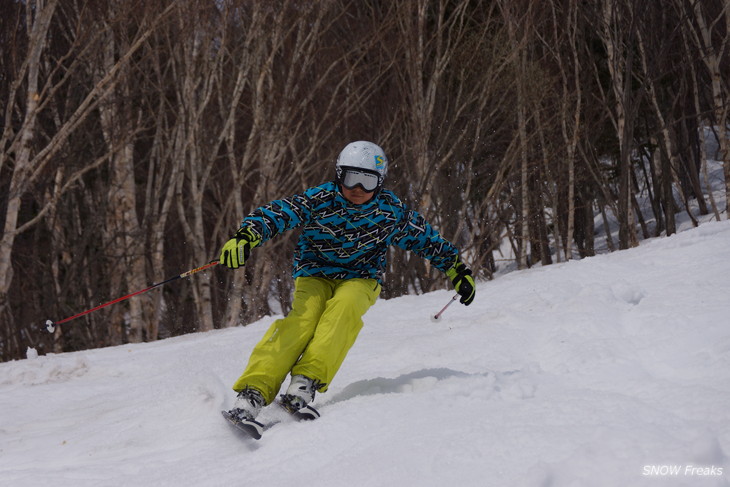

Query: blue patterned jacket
[{"left": 241, "top": 181, "right": 459, "bottom": 283}]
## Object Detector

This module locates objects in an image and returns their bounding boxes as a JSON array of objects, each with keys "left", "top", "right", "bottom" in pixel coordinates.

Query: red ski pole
[{"left": 45, "top": 261, "right": 219, "bottom": 332}]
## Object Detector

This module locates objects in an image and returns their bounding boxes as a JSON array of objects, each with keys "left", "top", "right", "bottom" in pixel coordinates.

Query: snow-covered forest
[{"left": 1, "top": 0, "right": 729, "bottom": 361}]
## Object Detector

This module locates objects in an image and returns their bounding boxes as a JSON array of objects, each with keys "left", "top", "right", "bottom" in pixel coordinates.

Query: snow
[{"left": 2, "top": 220, "right": 730, "bottom": 486}]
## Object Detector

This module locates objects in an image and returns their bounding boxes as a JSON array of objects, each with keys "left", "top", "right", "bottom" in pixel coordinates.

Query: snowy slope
[{"left": 1, "top": 221, "right": 730, "bottom": 487}]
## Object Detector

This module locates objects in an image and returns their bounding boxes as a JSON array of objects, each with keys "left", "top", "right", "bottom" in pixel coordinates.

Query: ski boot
[
  {"left": 279, "top": 375, "right": 320, "bottom": 420},
  {"left": 224, "top": 388, "right": 266, "bottom": 439}
]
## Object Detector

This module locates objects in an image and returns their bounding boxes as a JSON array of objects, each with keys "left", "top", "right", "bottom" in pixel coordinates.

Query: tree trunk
[
  {"left": 691, "top": 0, "right": 730, "bottom": 216},
  {"left": 600, "top": 0, "right": 640, "bottom": 249},
  {"left": 0, "top": 0, "right": 59, "bottom": 326}
]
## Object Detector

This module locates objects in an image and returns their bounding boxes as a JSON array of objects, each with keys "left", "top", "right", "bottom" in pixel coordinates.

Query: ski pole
[
  {"left": 431, "top": 294, "right": 459, "bottom": 322},
  {"left": 45, "top": 260, "right": 219, "bottom": 333}
]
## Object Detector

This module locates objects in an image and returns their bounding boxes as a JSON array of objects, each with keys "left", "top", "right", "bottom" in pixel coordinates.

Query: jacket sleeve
[
  {"left": 240, "top": 188, "right": 318, "bottom": 243},
  {"left": 391, "top": 208, "right": 459, "bottom": 273}
]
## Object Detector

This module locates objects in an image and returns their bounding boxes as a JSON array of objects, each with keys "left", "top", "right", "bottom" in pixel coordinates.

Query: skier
[{"left": 219, "top": 141, "right": 475, "bottom": 435}]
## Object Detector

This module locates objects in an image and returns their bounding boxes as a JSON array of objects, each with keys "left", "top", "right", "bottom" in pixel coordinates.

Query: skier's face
[{"left": 340, "top": 184, "right": 374, "bottom": 205}]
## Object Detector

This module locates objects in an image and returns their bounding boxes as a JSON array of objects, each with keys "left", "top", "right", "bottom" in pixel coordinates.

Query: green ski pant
[{"left": 232, "top": 276, "right": 381, "bottom": 404}]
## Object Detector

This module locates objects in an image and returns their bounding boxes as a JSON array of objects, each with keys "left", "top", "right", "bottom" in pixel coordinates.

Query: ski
[
  {"left": 221, "top": 410, "right": 265, "bottom": 440},
  {"left": 222, "top": 398, "right": 320, "bottom": 440}
]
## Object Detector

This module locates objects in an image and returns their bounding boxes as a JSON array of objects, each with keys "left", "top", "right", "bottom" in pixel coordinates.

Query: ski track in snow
[{"left": 1, "top": 221, "right": 730, "bottom": 486}]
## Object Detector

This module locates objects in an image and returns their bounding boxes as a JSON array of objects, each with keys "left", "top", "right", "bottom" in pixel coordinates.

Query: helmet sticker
[{"left": 374, "top": 155, "right": 384, "bottom": 169}]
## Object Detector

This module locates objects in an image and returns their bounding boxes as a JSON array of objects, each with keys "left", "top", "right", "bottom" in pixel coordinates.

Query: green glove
[
  {"left": 446, "top": 259, "right": 475, "bottom": 305},
  {"left": 219, "top": 227, "right": 261, "bottom": 269}
]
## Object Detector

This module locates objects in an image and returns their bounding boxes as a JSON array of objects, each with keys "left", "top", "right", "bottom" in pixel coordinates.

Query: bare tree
[
  {"left": 596, "top": 0, "right": 644, "bottom": 248},
  {"left": 541, "top": 0, "right": 584, "bottom": 261},
  {"left": 0, "top": 0, "right": 60, "bottom": 355},
  {"left": 0, "top": 0, "right": 174, "bottom": 357},
  {"left": 679, "top": 0, "right": 730, "bottom": 216},
  {"left": 2, "top": 0, "right": 728, "bottom": 361}
]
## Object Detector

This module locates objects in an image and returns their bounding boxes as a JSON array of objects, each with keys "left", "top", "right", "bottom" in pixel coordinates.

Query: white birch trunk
[{"left": 0, "top": 0, "right": 59, "bottom": 316}]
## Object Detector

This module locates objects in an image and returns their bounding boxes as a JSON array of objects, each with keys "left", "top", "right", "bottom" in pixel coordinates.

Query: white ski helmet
[{"left": 335, "top": 141, "right": 388, "bottom": 192}]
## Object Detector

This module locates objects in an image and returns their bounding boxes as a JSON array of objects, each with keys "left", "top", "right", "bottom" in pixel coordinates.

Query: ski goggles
[{"left": 338, "top": 167, "right": 382, "bottom": 192}]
